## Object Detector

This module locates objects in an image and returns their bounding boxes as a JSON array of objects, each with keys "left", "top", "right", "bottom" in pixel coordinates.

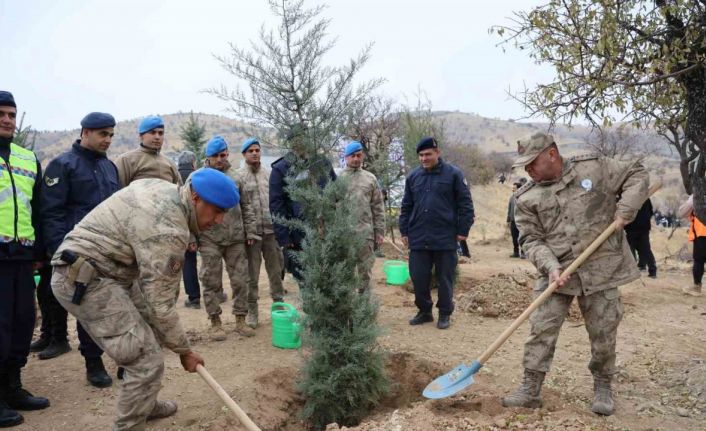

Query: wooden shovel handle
[
  {"left": 196, "top": 364, "right": 262, "bottom": 431},
  {"left": 477, "top": 181, "right": 661, "bottom": 365}
]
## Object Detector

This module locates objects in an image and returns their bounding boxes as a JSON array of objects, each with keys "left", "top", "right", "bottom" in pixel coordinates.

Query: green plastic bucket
[
  {"left": 271, "top": 302, "right": 301, "bottom": 349},
  {"left": 383, "top": 260, "right": 410, "bottom": 285}
]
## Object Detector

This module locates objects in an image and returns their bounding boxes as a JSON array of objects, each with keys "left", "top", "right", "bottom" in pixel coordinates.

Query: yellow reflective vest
[{"left": 0, "top": 143, "right": 38, "bottom": 246}]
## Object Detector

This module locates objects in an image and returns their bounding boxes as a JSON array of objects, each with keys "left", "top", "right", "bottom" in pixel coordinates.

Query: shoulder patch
[
  {"left": 514, "top": 180, "right": 536, "bottom": 198},
  {"left": 45, "top": 177, "right": 60, "bottom": 187},
  {"left": 569, "top": 153, "right": 600, "bottom": 162}
]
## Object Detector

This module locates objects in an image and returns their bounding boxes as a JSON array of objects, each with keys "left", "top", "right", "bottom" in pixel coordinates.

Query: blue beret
[
  {"left": 191, "top": 168, "right": 239, "bottom": 209},
  {"left": 241, "top": 137, "right": 260, "bottom": 153},
  {"left": 205, "top": 135, "right": 228, "bottom": 157},
  {"left": 416, "top": 136, "right": 438, "bottom": 153},
  {"left": 80, "top": 112, "right": 116, "bottom": 129},
  {"left": 138, "top": 115, "right": 164, "bottom": 134},
  {"left": 0, "top": 91, "right": 16, "bottom": 108},
  {"left": 344, "top": 141, "right": 363, "bottom": 157}
]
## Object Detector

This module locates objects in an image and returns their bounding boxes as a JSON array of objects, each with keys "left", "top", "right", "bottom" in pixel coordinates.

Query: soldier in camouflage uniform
[
  {"left": 502, "top": 132, "right": 648, "bottom": 416},
  {"left": 197, "top": 136, "right": 258, "bottom": 340},
  {"left": 114, "top": 116, "right": 182, "bottom": 187},
  {"left": 50, "top": 169, "right": 239, "bottom": 430},
  {"left": 339, "top": 141, "right": 385, "bottom": 293},
  {"left": 236, "top": 138, "right": 285, "bottom": 328}
]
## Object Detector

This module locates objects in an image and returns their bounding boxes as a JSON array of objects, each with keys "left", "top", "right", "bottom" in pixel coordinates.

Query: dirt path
[{"left": 18, "top": 231, "right": 706, "bottom": 431}]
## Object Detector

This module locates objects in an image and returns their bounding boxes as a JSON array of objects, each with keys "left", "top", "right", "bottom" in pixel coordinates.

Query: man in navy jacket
[
  {"left": 399, "top": 136, "right": 474, "bottom": 329},
  {"left": 38, "top": 112, "right": 120, "bottom": 388}
]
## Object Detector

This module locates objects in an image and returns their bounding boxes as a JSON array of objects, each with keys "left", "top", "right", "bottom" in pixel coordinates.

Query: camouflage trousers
[
  {"left": 51, "top": 266, "right": 164, "bottom": 431},
  {"left": 355, "top": 239, "right": 375, "bottom": 292},
  {"left": 199, "top": 240, "right": 248, "bottom": 317},
  {"left": 523, "top": 287, "right": 624, "bottom": 376},
  {"left": 245, "top": 233, "right": 284, "bottom": 305}
]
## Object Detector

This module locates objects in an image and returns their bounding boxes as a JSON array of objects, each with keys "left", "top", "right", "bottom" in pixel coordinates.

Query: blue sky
[{"left": 1, "top": 0, "right": 551, "bottom": 131}]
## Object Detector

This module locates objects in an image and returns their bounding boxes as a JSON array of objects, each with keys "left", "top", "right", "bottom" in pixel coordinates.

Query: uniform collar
[
  {"left": 248, "top": 162, "right": 261, "bottom": 173},
  {"left": 344, "top": 165, "right": 361, "bottom": 172},
  {"left": 72, "top": 140, "right": 106, "bottom": 159},
  {"left": 139, "top": 144, "right": 160, "bottom": 155},
  {"left": 179, "top": 185, "right": 200, "bottom": 236},
  {"left": 424, "top": 158, "right": 444, "bottom": 173}
]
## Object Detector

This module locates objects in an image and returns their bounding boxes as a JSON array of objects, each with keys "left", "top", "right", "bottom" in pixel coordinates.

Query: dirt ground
[{"left": 16, "top": 220, "right": 705, "bottom": 431}]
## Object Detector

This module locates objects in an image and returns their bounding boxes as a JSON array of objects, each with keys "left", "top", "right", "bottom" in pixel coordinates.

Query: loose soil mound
[{"left": 456, "top": 272, "right": 584, "bottom": 321}]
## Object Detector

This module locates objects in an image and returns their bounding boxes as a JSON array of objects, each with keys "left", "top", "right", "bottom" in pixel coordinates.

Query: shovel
[
  {"left": 423, "top": 183, "right": 660, "bottom": 399},
  {"left": 197, "top": 364, "right": 262, "bottom": 431}
]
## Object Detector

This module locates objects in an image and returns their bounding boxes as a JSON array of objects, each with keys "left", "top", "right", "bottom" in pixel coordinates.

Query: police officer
[
  {"left": 38, "top": 112, "right": 120, "bottom": 387},
  {"left": 196, "top": 136, "right": 258, "bottom": 340},
  {"left": 503, "top": 132, "right": 648, "bottom": 416},
  {"left": 0, "top": 91, "right": 49, "bottom": 427},
  {"left": 50, "top": 168, "right": 236, "bottom": 430},
  {"left": 236, "top": 138, "right": 285, "bottom": 328},
  {"left": 269, "top": 125, "right": 336, "bottom": 282},
  {"left": 114, "top": 115, "right": 181, "bottom": 187},
  {"left": 177, "top": 151, "right": 201, "bottom": 309},
  {"left": 339, "top": 141, "right": 385, "bottom": 293},
  {"left": 399, "top": 136, "right": 474, "bottom": 330}
]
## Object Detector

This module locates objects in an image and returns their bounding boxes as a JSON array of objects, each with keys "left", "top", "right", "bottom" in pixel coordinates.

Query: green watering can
[{"left": 271, "top": 302, "right": 301, "bottom": 349}]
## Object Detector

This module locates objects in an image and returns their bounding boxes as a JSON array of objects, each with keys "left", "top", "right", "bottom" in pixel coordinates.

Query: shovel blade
[{"left": 423, "top": 360, "right": 482, "bottom": 399}]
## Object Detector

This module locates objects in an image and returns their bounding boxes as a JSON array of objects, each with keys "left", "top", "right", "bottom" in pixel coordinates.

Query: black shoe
[
  {"left": 29, "top": 336, "right": 50, "bottom": 353},
  {"left": 4, "top": 369, "right": 49, "bottom": 411},
  {"left": 117, "top": 367, "right": 125, "bottom": 380},
  {"left": 510, "top": 253, "right": 520, "bottom": 258},
  {"left": 409, "top": 311, "right": 434, "bottom": 326},
  {"left": 648, "top": 272, "right": 657, "bottom": 279},
  {"left": 437, "top": 315, "right": 450, "bottom": 329},
  {"left": 85, "top": 358, "right": 113, "bottom": 388},
  {"left": 37, "top": 340, "right": 71, "bottom": 360},
  {"left": 184, "top": 298, "right": 201, "bottom": 309},
  {"left": 0, "top": 400, "right": 23, "bottom": 428},
  {"left": 638, "top": 266, "right": 646, "bottom": 272}
]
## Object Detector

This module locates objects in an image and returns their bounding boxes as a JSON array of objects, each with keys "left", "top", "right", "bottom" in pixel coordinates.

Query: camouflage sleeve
[
  {"left": 133, "top": 233, "right": 191, "bottom": 354},
  {"left": 371, "top": 177, "right": 386, "bottom": 238},
  {"left": 604, "top": 158, "right": 649, "bottom": 223},
  {"left": 114, "top": 155, "right": 132, "bottom": 188},
  {"left": 515, "top": 198, "right": 562, "bottom": 275},
  {"left": 237, "top": 177, "right": 261, "bottom": 241}
]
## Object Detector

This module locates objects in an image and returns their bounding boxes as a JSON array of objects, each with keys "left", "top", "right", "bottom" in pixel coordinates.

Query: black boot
[
  {"left": 3, "top": 368, "right": 49, "bottom": 411},
  {"left": 37, "top": 339, "right": 71, "bottom": 360},
  {"left": 409, "top": 311, "right": 434, "bottom": 325},
  {"left": 437, "top": 314, "right": 451, "bottom": 329},
  {"left": 28, "top": 335, "right": 50, "bottom": 353},
  {"left": 0, "top": 399, "right": 23, "bottom": 428},
  {"left": 85, "top": 357, "right": 113, "bottom": 388}
]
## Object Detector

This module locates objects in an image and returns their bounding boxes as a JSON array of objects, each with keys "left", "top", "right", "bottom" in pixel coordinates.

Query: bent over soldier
[
  {"left": 50, "top": 169, "right": 239, "bottom": 430},
  {"left": 502, "top": 132, "right": 648, "bottom": 416}
]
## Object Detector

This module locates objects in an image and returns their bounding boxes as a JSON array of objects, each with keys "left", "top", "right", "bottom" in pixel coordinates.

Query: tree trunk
[{"left": 684, "top": 67, "right": 706, "bottom": 223}]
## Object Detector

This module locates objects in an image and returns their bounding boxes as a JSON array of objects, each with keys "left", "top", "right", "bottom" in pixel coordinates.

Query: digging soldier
[
  {"left": 197, "top": 136, "right": 258, "bottom": 341},
  {"left": 114, "top": 115, "right": 182, "bottom": 187},
  {"left": 339, "top": 141, "right": 385, "bottom": 293},
  {"left": 236, "top": 138, "right": 285, "bottom": 329},
  {"left": 503, "top": 132, "right": 648, "bottom": 416},
  {"left": 50, "top": 168, "right": 238, "bottom": 430}
]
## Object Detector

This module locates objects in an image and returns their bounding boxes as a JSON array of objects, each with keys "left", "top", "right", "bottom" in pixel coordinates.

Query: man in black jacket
[
  {"left": 0, "top": 91, "right": 49, "bottom": 428},
  {"left": 39, "top": 112, "right": 120, "bottom": 387},
  {"left": 177, "top": 151, "right": 201, "bottom": 308},
  {"left": 625, "top": 198, "right": 657, "bottom": 278},
  {"left": 399, "top": 136, "right": 475, "bottom": 329}
]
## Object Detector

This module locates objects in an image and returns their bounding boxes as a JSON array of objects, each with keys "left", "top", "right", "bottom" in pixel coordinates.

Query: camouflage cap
[{"left": 512, "top": 132, "right": 555, "bottom": 168}]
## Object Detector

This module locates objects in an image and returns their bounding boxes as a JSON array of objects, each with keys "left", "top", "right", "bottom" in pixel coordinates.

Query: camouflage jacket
[
  {"left": 514, "top": 154, "right": 649, "bottom": 295},
  {"left": 114, "top": 145, "right": 182, "bottom": 187},
  {"left": 235, "top": 164, "right": 274, "bottom": 235},
  {"left": 340, "top": 166, "right": 385, "bottom": 241},
  {"left": 51, "top": 179, "right": 197, "bottom": 353},
  {"left": 189, "top": 168, "right": 259, "bottom": 245}
]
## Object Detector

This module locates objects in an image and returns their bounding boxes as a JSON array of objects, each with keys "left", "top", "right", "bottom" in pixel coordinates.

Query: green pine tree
[
  {"left": 210, "top": 0, "right": 388, "bottom": 428},
  {"left": 178, "top": 112, "right": 207, "bottom": 166},
  {"left": 14, "top": 112, "right": 37, "bottom": 150}
]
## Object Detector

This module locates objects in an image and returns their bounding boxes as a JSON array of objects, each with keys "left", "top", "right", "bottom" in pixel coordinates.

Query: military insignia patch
[
  {"left": 45, "top": 177, "right": 59, "bottom": 187},
  {"left": 166, "top": 255, "right": 183, "bottom": 275},
  {"left": 581, "top": 178, "right": 593, "bottom": 191}
]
